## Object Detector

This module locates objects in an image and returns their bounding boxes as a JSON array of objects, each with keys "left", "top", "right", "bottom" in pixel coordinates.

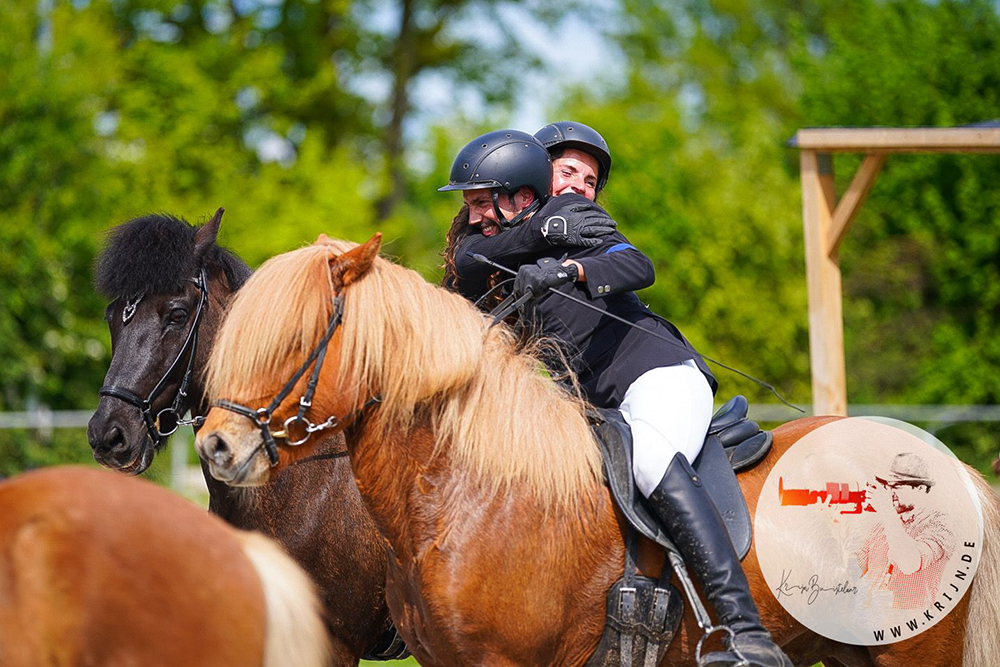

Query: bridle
[
  {"left": 213, "top": 294, "right": 378, "bottom": 467},
  {"left": 99, "top": 268, "right": 209, "bottom": 446}
]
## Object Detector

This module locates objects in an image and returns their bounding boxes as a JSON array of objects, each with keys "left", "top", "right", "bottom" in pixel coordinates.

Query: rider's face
[
  {"left": 463, "top": 189, "right": 526, "bottom": 237},
  {"left": 552, "top": 149, "right": 600, "bottom": 200}
]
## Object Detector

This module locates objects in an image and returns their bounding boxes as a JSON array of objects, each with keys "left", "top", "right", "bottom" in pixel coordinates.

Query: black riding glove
[
  {"left": 540, "top": 202, "right": 617, "bottom": 248},
  {"left": 514, "top": 256, "right": 579, "bottom": 297}
]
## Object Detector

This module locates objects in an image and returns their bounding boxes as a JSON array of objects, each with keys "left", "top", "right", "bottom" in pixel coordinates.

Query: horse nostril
[
  {"left": 103, "top": 425, "right": 127, "bottom": 454},
  {"left": 206, "top": 433, "right": 233, "bottom": 468}
]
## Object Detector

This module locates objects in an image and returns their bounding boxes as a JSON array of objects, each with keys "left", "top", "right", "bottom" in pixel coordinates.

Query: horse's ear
[
  {"left": 315, "top": 233, "right": 335, "bottom": 246},
  {"left": 330, "top": 233, "right": 381, "bottom": 287},
  {"left": 193, "top": 207, "right": 224, "bottom": 261}
]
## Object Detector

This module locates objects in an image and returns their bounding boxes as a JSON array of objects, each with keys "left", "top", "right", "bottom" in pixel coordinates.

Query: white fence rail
[
  {"left": 5, "top": 405, "right": 1000, "bottom": 432},
  {"left": 3, "top": 405, "right": 997, "bottom": 499},
  {"left": 0, "top": 409, "right": 203, "bottom": 498}
]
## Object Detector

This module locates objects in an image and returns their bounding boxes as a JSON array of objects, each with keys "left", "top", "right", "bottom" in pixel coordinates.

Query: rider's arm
[
  {"left": 569, "top": 238, "right": 655, "bottom": 299},
  {"left": 454, "top": 220, "right": 549, "bottom": 283}
]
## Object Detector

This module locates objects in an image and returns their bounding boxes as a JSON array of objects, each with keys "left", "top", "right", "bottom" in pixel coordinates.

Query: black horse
[{"left": 87, "top": 210, "right": 405, "bottom": 664}]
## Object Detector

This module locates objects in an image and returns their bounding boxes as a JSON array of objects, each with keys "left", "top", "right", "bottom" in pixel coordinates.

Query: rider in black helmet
[
  {"left": 439, "top": 125, "right": 792, "bottom": 667},
  {"left": 439, "top": 129, "right": 614, "bottom": 299},
  {"left": 438, "top": 129, "right": 553, "bottom": 233},
  {"left": 534, "top": 121, "right": 612, "bottom": 198}
]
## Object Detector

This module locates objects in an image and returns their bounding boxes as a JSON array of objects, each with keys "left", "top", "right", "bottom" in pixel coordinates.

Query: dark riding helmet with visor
[
  {"left": 438, "top": 130, "right": 552, "bottom": 229},
  {"left": 534, "top": 121, "right": 612, "bottom": 195}
]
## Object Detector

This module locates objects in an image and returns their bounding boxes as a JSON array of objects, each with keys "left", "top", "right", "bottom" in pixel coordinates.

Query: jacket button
[{"left": 604, "top": 284, "right": 611, "bottom": 291}]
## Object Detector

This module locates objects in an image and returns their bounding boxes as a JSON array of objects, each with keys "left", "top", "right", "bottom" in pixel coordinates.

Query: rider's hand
[
  {"left": 540, "top": 202, "right": 617, "bottom": 248},
  {"left": 514, "top": 256, "right": 579, "bottom": 297}
]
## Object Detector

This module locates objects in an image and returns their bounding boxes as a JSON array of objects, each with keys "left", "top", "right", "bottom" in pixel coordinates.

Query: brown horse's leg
[
  {"left": 780, "top": 632, "right": 875, "bottom": 667},
  {"left": 328, "top": 638, "right": 359, "bottom": 666}
]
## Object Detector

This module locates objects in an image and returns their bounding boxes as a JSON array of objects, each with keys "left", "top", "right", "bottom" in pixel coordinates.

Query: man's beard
[{"left": 480, "top": 219, "right": 501, "bottom": 237}]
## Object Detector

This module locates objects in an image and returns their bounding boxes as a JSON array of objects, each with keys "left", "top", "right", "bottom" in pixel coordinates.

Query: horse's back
[{"left": 0, "top": 466, "right": 265, "bottom": 666}]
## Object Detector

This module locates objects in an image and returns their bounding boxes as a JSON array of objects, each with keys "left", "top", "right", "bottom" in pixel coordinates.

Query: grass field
[{"left": 360, "top": 658, "right": 419, "bottom": 666}]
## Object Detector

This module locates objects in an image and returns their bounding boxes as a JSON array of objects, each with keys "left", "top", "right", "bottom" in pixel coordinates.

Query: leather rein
[
  {"left": 212, "top": 295, "right": 379, "bottom": 467},
  {"left": 99, "top": 268, "right": 209, "bottom": 446}
]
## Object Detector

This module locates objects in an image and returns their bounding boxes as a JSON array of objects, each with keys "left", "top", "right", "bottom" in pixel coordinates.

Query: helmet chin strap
[{"left": 491, "top": 190, "right": 546, "bottom": 229}]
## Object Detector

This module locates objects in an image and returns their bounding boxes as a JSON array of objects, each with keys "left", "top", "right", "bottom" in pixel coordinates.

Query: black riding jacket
[{"left": 454, "top": 194, "right": 717, "bottom": 407}]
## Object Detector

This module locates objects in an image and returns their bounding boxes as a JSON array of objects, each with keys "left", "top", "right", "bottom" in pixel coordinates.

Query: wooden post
[
  {"left": 827, "top": 155, "right": 886, "bottom": 258},
  {"left": 800, "top": 151, "right": 848, "bottom": 416}
]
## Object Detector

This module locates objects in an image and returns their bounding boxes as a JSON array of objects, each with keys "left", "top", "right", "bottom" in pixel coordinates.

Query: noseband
[
  {"left": 213, "top": 295, "right": 374, "bottom": 467},
  {"left": 99, "top": 268, "right": 209, "bottom": 446}
]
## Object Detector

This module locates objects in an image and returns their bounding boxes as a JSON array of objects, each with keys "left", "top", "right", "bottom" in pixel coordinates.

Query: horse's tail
[
  {"left": 962, "top": 466, "right": 1000, "bottom": 667},
  {"left": 235, "top": 530, "right": 331, "bottom": 667}
]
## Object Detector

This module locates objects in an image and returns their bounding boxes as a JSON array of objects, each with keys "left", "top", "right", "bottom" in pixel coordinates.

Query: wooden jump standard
[{"left": 789, "top": 124, "right": 1000, "bottom": 415}]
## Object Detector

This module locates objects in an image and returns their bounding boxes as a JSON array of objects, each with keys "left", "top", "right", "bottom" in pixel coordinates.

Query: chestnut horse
[
  {"left": 0, "top": 466, "right": 328, "bottom": 666},
  {"left": 196, "top": 234, "right": 1000, "bottom": 667},
  {"left": 86, "top": 212, "right": 396, "bottom": 664}
]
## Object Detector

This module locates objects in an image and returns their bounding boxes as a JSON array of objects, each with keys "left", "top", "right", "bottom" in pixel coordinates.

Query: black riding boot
[{"left": 646, "top": 453, "right": 792, "bottom": 667}]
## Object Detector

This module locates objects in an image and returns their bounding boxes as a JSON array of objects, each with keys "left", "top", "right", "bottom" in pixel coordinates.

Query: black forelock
[{"left": 94, "top": 213, "right": 252, "bottom": 299}]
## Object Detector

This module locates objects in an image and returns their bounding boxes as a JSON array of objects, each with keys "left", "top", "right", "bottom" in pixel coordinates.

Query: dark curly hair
[{"left": 441, "top": 204, "right": 506, "bottom": 310}]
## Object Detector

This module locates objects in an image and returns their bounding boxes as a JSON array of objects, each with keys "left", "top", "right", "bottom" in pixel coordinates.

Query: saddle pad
[{"left": 595, "top": 409, "right": 752, "bottom": 560}]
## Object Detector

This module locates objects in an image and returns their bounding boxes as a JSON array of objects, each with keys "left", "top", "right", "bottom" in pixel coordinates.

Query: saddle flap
[
  {"left": 691, "top": 435, "right": 752, "bottom": 559},
  {"left": 594, "top": 409, "right": 752, "bottom": 560},
  {"left": 595, "top": 409, "right": 677, "bottom": 552}
]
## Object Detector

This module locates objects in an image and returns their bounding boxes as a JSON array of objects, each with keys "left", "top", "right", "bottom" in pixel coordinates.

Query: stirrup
[{"left": 695, "top": 625, "right": 749, "bottom": 667}]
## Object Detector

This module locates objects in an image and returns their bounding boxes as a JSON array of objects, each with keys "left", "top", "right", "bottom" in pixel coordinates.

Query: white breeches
[{"left": 620, "top": 361, "right": 715, "bottom": 498}]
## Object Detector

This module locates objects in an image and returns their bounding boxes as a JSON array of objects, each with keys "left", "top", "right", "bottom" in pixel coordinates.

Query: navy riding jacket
[{"left": 454, "top": 194, "right": 717, "bottom": 407}]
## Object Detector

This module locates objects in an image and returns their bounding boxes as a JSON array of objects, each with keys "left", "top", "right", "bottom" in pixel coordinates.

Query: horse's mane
[
  {"left": 206, "top": 240, "right": 603, "bottom": 506},
  {"left": 95, "top": 213, "right": 252, "bottom": 299}
]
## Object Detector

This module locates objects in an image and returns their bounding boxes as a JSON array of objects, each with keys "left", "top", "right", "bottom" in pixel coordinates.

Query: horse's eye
[{"left": 169, "top": 308, "right": 188, "bottom": 324}]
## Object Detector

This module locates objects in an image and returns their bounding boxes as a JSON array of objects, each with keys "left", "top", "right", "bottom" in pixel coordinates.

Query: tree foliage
[{"left": 2, "top": 0, "right": 999, "bottom": 473}]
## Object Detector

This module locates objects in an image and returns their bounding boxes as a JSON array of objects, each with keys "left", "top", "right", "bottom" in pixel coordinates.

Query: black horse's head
[{"left": 87, "top": 209, "right": 252, "bottom": 474}]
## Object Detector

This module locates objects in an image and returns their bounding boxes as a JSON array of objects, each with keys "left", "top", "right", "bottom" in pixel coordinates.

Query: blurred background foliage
[{"left": 2, "top": 0, "right": 999, "bottom": 474}]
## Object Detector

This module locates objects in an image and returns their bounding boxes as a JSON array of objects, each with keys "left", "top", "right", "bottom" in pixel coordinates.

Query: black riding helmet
[
  {"left": 534, "top": 121, "right": 612, "bottom": 195},
  {"left": 439, "top": 130, "right": 552, "bottom": 228}
]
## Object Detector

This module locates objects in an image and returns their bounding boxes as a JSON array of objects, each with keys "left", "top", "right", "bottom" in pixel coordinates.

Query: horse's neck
[
  {"left": 202, "top": 458, "right": 250, "bottom": 519},
  {"left": 344, "top": 409, "right": 620, "bottom": 557},
  {"left": 345, "top": 415, "right": 439, "bottom": 548},
  {"left": 343, "top": 410, "right": 627, "bottom": 663}
]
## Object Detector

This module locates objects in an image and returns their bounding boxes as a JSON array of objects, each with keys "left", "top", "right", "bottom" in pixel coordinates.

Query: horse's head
[
  {"left": 196, "top": 233, "right": 382, "bottom": 486},
  {"left": 87, "top": 208, "right": 250, "bottom": 474}
]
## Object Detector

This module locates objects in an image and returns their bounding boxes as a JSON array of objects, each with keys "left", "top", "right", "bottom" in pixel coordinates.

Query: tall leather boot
[{"left": 646, "top": 453, "right": 792, "bottom": 667}]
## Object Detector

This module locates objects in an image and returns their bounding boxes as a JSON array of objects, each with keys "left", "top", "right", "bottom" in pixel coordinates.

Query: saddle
[{"left": 585, "top": 395, "right": 771, "bottom": 667}]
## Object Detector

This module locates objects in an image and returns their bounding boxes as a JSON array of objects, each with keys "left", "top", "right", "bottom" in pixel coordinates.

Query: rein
[
  {"left": 213, "top": 295, "right": 379, "bottom": 467},
  {"left": 469, "top": 253, "right": 804, "bottom": 413},
  {"left": 99, "top": 268, "right": 210, "bottom": 445}
]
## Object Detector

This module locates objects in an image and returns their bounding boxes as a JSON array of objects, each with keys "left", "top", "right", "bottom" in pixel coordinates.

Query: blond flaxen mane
[{"left": 206, "top": 239, "right": 603, "bottom": 505}]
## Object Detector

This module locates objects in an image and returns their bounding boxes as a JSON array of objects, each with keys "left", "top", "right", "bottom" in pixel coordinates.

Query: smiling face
[
  {"left": 462, "top": 187, "right": 535, "bottom": 237},
  {"left": 551, "top": 148, "right": 600, "bottom": 200}
]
